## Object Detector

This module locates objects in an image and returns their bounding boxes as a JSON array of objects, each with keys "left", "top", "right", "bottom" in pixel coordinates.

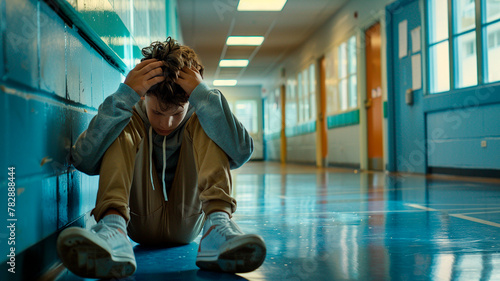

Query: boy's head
[
  {"left": 141, "top": 37, "right": 204, "bottom": 136},
  {"left": 141, "top": 37, "right": 204, "bottom": 110}
]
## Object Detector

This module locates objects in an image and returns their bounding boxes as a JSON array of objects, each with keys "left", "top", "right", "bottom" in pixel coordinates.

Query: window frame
[
  {"left": 424, "top": 0, "right": 500, "bottom": 94},
  {"left": 481, "top": 0, "right": 500, "bottom": 83}
]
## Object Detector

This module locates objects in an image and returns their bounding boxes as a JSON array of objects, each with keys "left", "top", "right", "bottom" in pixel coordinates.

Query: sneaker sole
[
  {"left": 196, "top": 234, "right": 266, "bottom": 273},
  {"left": 57, "top": 227, "right": 136, "bottom": 278}
]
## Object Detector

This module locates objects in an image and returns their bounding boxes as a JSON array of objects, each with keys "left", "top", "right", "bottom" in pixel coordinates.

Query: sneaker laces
[
  {"left": 211, "top": 217, "right": 243, "bottom": 238},
  {"left": 91, "top": 221, "right": 125, "bottom": 240}
]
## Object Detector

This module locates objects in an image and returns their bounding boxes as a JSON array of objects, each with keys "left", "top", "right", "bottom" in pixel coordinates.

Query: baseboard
[
  {"left": 429, "top": 167, "right": 500, "bottom": 179},
  {"left": 0, "top": 214, "right": 87, "bottom": 281},
  {"left": 328, "top": 162, "right": 361, "bottom": 170}
]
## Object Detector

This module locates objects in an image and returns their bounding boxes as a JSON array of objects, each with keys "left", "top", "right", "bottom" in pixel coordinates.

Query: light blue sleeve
[
  {"left": 69, "top": 83, "right": 141, "bottom": 175},
  {"left": 188, "top": 83, "right": 254, "bottom": 169}
]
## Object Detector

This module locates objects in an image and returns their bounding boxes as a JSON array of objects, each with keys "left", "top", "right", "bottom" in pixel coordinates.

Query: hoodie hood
[{"left": 134, "top": 99, "right": 195, "bottom": 201}]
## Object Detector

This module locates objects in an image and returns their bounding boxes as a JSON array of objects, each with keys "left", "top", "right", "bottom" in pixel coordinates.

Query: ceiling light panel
[
  {"left": 237, "top": 0, "right": 287, "bottom": 11},
  {"left": 227, "top": 36, "right": 265, "bottom": 46},
  {"left": 213, "top": 80, "right": 238, "bottom": 86},
  {"left": 219, "top": 60, "right": 249, "bottom": 67}
]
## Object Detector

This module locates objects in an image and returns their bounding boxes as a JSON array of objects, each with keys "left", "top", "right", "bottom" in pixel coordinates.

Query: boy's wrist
[{"left": 117, "top": 83, "right": 142, "bottom": 107}]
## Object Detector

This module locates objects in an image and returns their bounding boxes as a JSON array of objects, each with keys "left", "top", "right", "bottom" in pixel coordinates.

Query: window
[
  {"left": 296, "top": 63, "right": 316, "bottom": 123},
  {"left": 309, "top": 63, "right": 317, "bottom": 120},
  {"left": 286, "top": 79, "right": 298, "bottom": 127},
  {"left": 428, "top": 0, "right": 451, "bottom": 93},
  {"left": 348, "top": 36, "right": 358, "bottom": 108},
  {"left": 234, "top": 100, "right": 258, "bottom": 134},
  {"left": 427, "top": 0, "right": 500, "bottom": 91},
  {"left": 337, "top": 36, "right": 358, "bottom": 111},
  {"left": 325, "top": 50, "right": 339, "bottom": 114},
  {"left": 325, "top": 35, "right": 358, "bottom": 114},
  {"left": 454, "top": 0, "right": 477, "bottom": 88},
  {"left": 265, "top": 88, "right": 281, "bottom": 134},
  {"left": 484, "top": 0, "right": 500, "bottom": 83}
]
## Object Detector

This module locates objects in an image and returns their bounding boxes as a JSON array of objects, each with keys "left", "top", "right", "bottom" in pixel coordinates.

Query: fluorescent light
[
  {"left": 213, "top": 80, "right": 238, "bottom": 86},
  {"left": 219, "top": 60, "right": 249, "bottom": 67},
  {"left": 237, "top": 0, "right": 287, "bottom": 11},
  {"left": 227, "top": 36, "right": 265, "bottom": 46}
]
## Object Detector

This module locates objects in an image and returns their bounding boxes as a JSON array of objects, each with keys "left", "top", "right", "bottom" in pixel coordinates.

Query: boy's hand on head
[
  {"left": 124, "top": 59, "right": 165, "bottom": 97},
  {"left": 176, "top": 66, "right": 203, "bottom": 96}
]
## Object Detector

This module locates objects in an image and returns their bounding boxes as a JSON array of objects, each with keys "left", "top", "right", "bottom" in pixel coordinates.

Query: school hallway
[
  {"left": 50, "top": 162, "right": 500, "bottom": 281},
  {"left": 2, "top": 0, "right": 500, "bottom": 280}
]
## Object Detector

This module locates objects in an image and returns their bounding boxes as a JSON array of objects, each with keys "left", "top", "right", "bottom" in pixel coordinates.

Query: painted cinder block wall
[{"left": 0, "top": 0, "right": 179, "bottom": 278}]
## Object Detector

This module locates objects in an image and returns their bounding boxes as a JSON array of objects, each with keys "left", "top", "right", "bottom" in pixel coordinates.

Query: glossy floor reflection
[{"left": 57, "top": 162, "right": 500, "bottom": 281}]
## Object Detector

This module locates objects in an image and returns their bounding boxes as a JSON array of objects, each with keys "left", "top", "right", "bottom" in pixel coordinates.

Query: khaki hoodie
[{"left": 70, "top": 82, "right": 254, "bottom": 201}]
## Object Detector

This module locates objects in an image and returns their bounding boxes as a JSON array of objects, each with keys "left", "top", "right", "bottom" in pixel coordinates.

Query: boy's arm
[
  {"left": 69, "top": 84, "right": 140, "bottom": 175},
  {"left": 188, "top": 83, "right": 254, "bottom": 169}
]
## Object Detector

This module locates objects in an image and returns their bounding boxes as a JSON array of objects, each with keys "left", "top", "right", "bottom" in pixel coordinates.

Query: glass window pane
[
  {"left": 327, "top": 84, "right": 339, "bottom": 114},
  {"left": 297, "top": 73, "right": 303, "bottom": 122},
  {"left": 339, "top": 78, "right": 348, "bottom": 111},
  {"left": 485, "top": 0, "right": 500, "bottom": 23},
  {"left": 271, "top": 89, "right": 281, "bottom": 132},
  {"left": 429, "top": 0, "right": 449, "bottom": 43},
  {"left": 338, "top": 43, "right": 347, "bottom": 78},
  {"left": 286, "top": 80, "right": 298, "bottom": 127},
  {"left": 456, "top": 31, "right": 477, "bottom": 87},
  {"left": 485, "top": 21, "right": 500, "bottom": 82},
  {"left": 430, "top": 41, "right": 451, "bottom": 93},
  {"left": 455, "top": 0, "right": 475, "bottom": 34},
  {"left": 348, "top": 36, "right": 357, "bottom": 74},
  {"left": 349, "top": 75, "right": 358, "bottom": 108},
  {"left": 309, "top": 63, "right": 315, "bottom": 94},
  {"left": 302, "top": 69, "right": 309, "bottom": 122},
  {"left": 235, "top": 100, "right": 258, "bottom": 134}
]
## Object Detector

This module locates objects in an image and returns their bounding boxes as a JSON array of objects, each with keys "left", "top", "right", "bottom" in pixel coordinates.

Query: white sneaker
[
  {"left": 196, "top": 212, "right": 266, "bottom": 273},
  {"left": 56, "top": 216, "right": 136, "bottom": 278}
]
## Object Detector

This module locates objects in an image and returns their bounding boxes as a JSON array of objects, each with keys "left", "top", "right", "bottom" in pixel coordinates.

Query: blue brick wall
[
  {"left": 0, "top": 0, "right": 112, "bottom": 260},
  {"left": 0, "top": 0, "right": 178, "bottom": 266}
]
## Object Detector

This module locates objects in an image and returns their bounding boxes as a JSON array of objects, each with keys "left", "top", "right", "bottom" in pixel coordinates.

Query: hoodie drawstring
[
  {"left": 162, "top": 136, "right": 168, "bottom": 201},
  {"left": 149, "top": 127, "right": 155, "bottom": 191},
  {"left": 149, "top": 126, "right": 169, "bottom": 201}
]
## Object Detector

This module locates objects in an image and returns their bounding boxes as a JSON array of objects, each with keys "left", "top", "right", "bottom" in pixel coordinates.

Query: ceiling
[{"left": 177, "top": 0, "right": 349, "bottom": 86}]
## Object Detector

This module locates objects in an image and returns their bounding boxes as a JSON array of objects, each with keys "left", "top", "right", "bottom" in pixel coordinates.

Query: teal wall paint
[
  {"left": 0, "top": 0, "right": 180, "bottom": 275},
  {"left": 326, "top": 110, "right": 360, "bottom": 129},
  {"left": 285, "top": 121, "right": 317, "bottom": 138}
]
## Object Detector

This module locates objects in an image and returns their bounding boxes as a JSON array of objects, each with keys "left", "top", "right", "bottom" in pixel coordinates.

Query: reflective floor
[{"left": 57, "top": 162, "right": 500, "bottom": 281}]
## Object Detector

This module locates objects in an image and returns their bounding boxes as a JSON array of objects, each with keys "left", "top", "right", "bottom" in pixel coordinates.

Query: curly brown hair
[{"left": 141, "top": 37, "right": 204, "bottom": 110}]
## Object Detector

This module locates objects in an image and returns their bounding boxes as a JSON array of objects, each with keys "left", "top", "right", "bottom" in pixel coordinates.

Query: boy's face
[{"left": 144, "top": 95, "right": 189, "bottom": 136}]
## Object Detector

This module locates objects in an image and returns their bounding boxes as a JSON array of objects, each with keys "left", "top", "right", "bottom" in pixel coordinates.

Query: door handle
[{"left": 365, "top": 99, "right": 372, "bottom": 109}]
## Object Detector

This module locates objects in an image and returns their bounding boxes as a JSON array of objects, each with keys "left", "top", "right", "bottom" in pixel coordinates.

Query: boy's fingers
[
  {"left": 147, "top": 76, "right": 165, "bottom": 87},
  {"left": 139, "top": 60, "right": 164, "bottom": 75},
  {"left": 144, "top": 67, "right": 164, "bottom": 81},
  {"left": 134, "top": 58, "right": 157, "bottom": 70}
]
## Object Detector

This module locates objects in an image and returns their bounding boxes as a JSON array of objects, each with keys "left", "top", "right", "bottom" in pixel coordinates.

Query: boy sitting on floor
[{"left": 57, "top": 37, "right": 266, "bottom": 278}]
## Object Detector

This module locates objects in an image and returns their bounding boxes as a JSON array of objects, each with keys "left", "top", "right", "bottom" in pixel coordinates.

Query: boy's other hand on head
[
  {"left": 176, "top": 66, "right": 203, "bottom": 97},
  {"left": 124, "top": 59, "right": 165, "bottom": 97}
]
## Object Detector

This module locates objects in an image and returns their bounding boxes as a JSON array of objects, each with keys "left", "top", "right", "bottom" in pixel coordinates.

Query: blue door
[{"left": 386, "top": 0, "right": 426, "bottom": 173}]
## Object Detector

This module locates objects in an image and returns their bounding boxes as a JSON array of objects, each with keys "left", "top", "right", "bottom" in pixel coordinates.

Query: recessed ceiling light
[
  {"left": 227, "top": 36, "right": 265, "bottom": 46},
  {"left": 237, "top": 0, "right": 287, "bottom": 11},
  {"left": 213, "top": 80, "right": 238, "bottom": 86},
  {"left": 219, "top": 60, "right": 249, "bottom": 67}
]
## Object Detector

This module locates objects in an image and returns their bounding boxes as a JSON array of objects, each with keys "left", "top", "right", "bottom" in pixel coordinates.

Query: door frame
[{"left": 358, "top": 12, "right": 390, "bottom": 172}]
